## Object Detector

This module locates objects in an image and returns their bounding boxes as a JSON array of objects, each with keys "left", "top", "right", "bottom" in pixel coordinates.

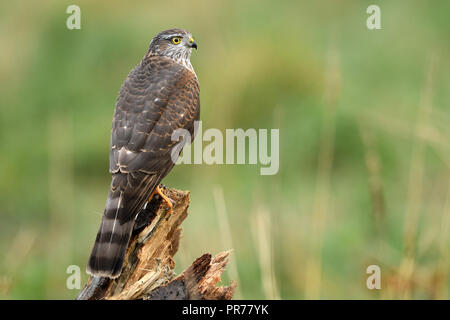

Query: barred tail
[
  {"left": 86, "top": 172, "right": 162, "bottom": 278},
  {"left": 86, "top": 191, "right": 135, "bottom": 278}
]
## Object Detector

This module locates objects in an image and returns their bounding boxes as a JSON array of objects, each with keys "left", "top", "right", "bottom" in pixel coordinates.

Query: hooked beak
[{"left": 188, "top": 37, "right": 197, "bottom": 50}]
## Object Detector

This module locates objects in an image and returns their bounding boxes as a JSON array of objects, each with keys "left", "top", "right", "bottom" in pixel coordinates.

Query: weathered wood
[
  {"left": 148, "top": 251, "right": 236, "bottom": 300},
  {"left": 77, "top": 187, "right": 235, "bottom": 300}
]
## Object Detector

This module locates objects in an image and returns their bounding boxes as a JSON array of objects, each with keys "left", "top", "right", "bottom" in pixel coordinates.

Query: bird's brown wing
[{"left": 109, "top": 55, "right": 200, "bottom": 222}]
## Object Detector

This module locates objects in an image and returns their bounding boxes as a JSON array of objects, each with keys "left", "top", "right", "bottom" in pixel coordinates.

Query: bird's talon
[{"left": 150, "top": 185, "right": 175, "bottom": 214}]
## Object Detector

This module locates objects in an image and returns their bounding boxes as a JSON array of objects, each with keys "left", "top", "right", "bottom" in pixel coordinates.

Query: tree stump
[{"left": 77, "top": 187, "right": 236, "bottom": 300}]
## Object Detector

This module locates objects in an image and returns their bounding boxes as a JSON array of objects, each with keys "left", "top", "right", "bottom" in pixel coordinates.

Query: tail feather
[
  {"left": 86, "top": 191, "right": 135, "bottom": 278},
  {"left": 86, "top": 220, "right": 135, "bottom": 278},
  {"left": 86, "top": 172, "right": 162, "bottom": 278}
]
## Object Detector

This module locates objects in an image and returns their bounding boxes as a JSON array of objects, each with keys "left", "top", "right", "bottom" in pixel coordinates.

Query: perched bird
[{"left": 86, "top": 28, "right": 200, "bottom": 278}]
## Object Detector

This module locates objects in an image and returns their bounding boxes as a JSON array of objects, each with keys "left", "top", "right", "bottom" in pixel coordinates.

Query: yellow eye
[{"left": 171, "top": 37, "right": 181, "bottom": 45}]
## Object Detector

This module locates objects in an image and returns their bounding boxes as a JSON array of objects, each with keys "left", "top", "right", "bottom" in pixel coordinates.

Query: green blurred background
[{"left": 0, "top": 0, "right": 449, "bottom": 299}]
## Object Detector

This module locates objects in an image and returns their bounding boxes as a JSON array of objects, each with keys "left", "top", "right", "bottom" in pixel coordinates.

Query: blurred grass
[{"left": 0, "top": 0, "right": 449, "bottom": 299}]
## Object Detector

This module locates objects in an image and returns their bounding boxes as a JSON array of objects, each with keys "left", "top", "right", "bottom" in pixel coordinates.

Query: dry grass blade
[
  {"left": 304, "top": 41, "right": 340, "bottom": 300},
  {"left": 399, "top": 54, "right": 436, "bottom": 299},
  {"left": 213, "top": 186, "right": 242, "bottom": 299},
  {"left": 251, "top": 205, "right": 280, "bottom": 299},
  {"left": 359, "top": 124, "right": 386, "bottom": 235}
]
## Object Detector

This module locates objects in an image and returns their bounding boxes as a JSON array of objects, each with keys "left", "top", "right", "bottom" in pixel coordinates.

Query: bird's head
[{"left": 147, "top": 28, "right": 197, "bottom": 66}]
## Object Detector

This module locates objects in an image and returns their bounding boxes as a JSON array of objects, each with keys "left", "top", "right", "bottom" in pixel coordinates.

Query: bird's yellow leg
[
  {"left": 148, "top": 188, "right": 157, "bottom": 203},
  {"left": 148, "top": 185, "right": 173, "bottom": 214}
]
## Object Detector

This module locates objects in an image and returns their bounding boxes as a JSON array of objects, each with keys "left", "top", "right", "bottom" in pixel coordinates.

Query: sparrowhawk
[{"left": 86, "top": 28, "right": 200, "bottom": 278}]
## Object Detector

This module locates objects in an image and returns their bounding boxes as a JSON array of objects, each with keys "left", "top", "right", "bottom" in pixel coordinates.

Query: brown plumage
[{"left": 87, "top": 29, "right": 200, "bottom": 278}]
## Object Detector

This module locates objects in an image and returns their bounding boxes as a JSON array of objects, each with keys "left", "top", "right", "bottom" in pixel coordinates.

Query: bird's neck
[
  {"left": 169, "top": 52, "right": 196, "bottom": 75},
  {"left": 145, "top": 50, "right": 196, "bottom": 75}
]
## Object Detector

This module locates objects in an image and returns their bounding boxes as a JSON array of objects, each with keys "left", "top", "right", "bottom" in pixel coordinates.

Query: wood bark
[{"left": 77, "top": 187, "right": 236, "bottom": 300}]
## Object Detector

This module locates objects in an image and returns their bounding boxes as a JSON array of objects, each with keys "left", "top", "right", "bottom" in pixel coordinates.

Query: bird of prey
[{"left": 86, "top": 28, "right": 200, "bottom": 278}]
